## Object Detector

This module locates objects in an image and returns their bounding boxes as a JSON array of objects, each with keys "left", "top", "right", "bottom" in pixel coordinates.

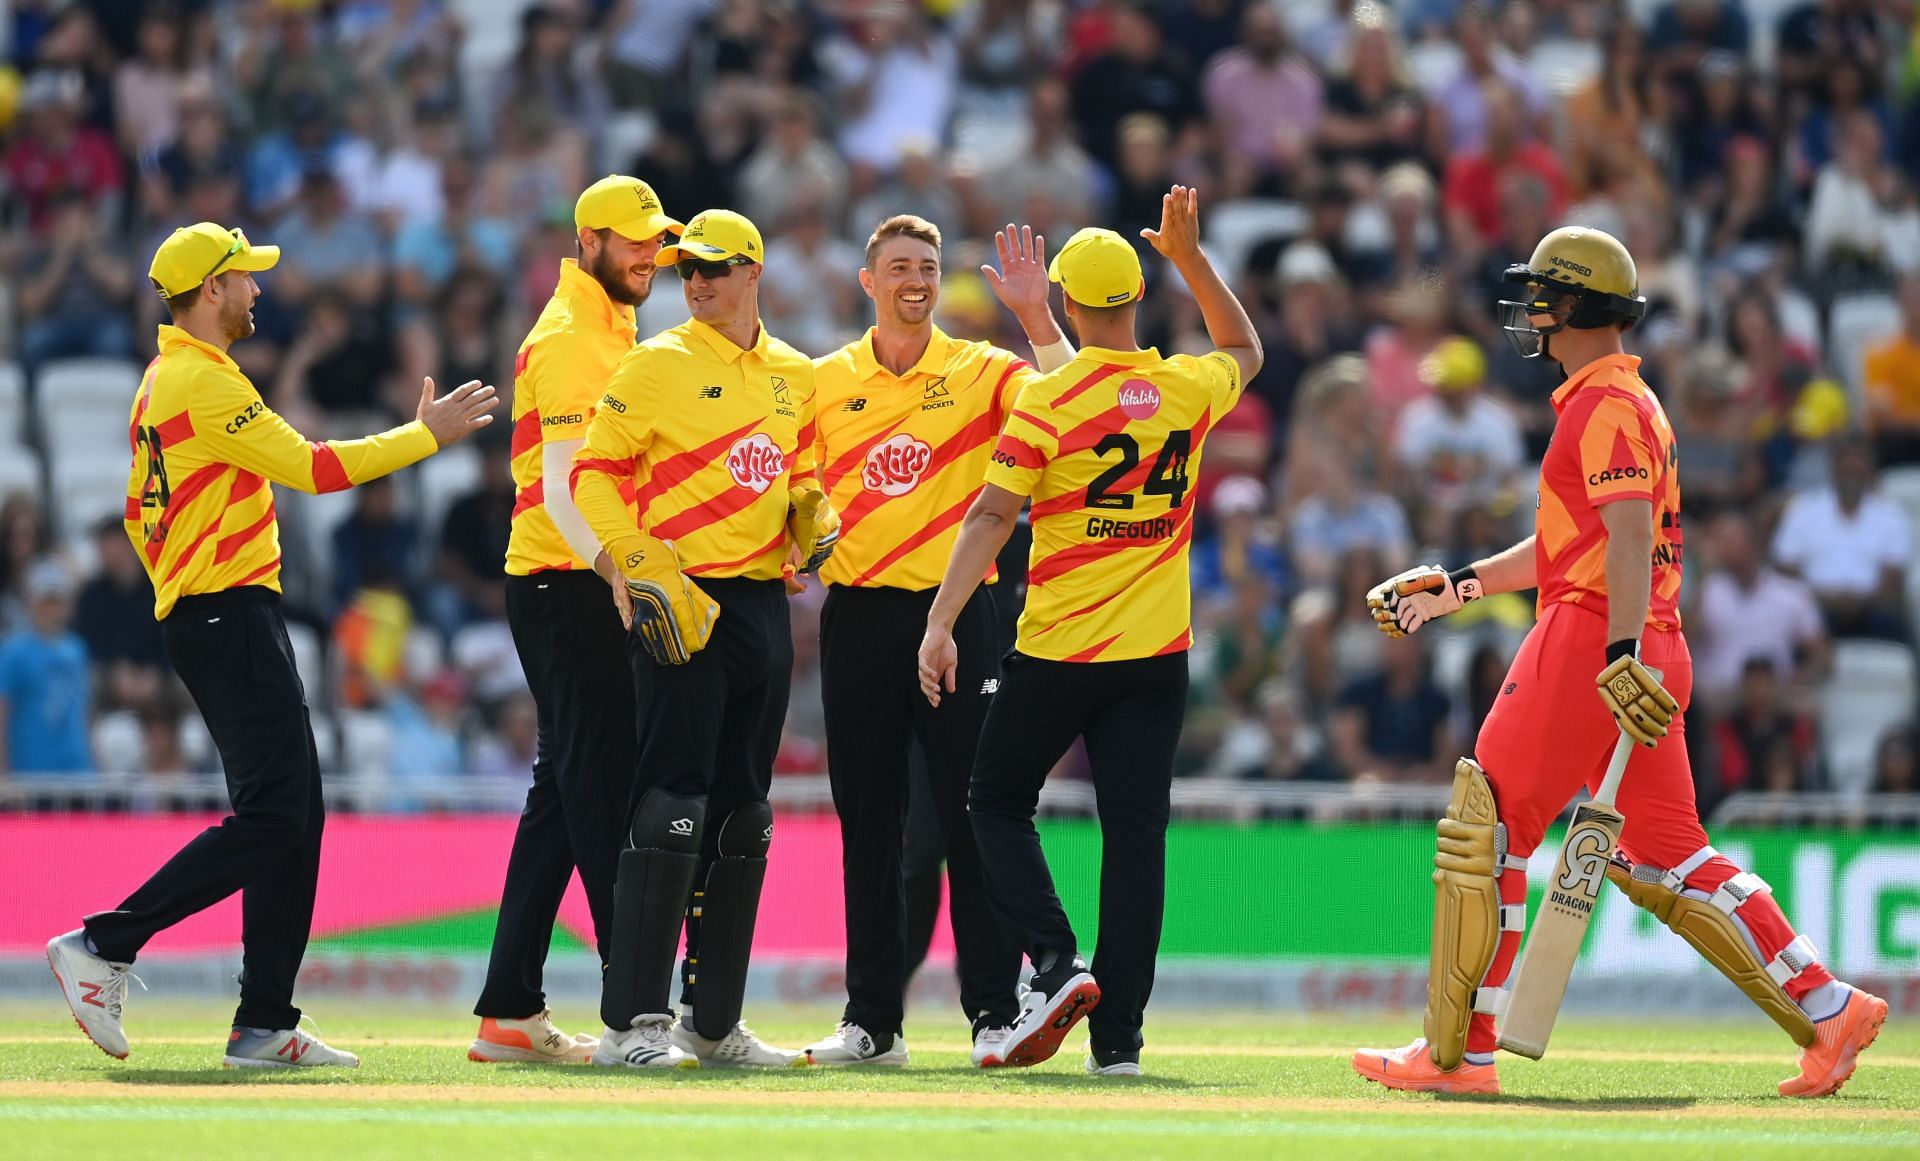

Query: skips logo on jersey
[
  {"left": 862, "top": 433, "right": 933, "bottom": 497},
  {"left": 727, "top": 433, "right": 786, "bottom": 494},
  {"left": 1118, "top": 378, "right": 1161, "bottom": 421}
]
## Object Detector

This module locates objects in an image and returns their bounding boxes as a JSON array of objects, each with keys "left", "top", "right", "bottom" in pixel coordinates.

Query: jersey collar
[
  {"left": 555, "top": 259, "right": 637, "bottom": 340},
  {"left": 1076, "top": 344, "right": 1162, "bottom": 366},
  {"left": 685, "top": 316, "right": 766, "bottom": 364},
  {"left": 852, "top": 325, "right": 956, "bottom": 382},
  {"left": 1551, "top": 353, "right": 1642, "bottom": 411},
  {"left": 155, "top": 323, "right": 233, "bottom": 366}
]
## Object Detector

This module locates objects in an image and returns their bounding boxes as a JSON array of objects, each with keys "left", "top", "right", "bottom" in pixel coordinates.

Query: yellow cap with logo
[
  {"left": 656, "top": 209, "right": 764, "bottom": 266},
  {"left": 1048, "top": 227, "right": 1144, "bottom": 308},
  {"left": 148, "top": 222, "right": 280, "bottom": 300},
  {"left": 575, "top": 174, "right": 682, "bottom": 242}
]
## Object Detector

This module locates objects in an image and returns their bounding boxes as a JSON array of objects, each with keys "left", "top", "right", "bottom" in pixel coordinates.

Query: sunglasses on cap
[
  {"left": 199, "top": 228, "right": 249, "bottom": 285},
  {"left": 675, "top": 256, "right": 755, "bottom": 281}
]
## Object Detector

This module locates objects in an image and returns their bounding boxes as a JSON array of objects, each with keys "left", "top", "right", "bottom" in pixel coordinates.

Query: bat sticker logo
[{"left": 1555, "top": 819, "right": 1615, "bottom": 901}]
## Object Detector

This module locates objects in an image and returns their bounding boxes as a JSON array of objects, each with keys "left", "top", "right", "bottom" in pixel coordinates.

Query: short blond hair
[{"left": 865, "top": 215, "right": 942, "bottom": 267}]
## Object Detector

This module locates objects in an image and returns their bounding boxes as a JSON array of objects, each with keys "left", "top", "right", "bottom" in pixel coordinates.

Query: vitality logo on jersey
[
  {"left": 727, "top": 433, "right": 786, "bottom": 494},
  {"left": 1118, "top": 379, "right": 1161, "bottom": 421},
  {"left": 862, "top": 434, "right": 933, "bottom": 497}
]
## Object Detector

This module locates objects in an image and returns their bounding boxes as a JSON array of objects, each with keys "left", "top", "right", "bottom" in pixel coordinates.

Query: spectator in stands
[
  {"left": 1803, "top": 109, "right": 1902, "bottom": 294},
  {"left": 1069, "top": 0, "right": 1199, "bottom": 172},
  {"left": 111, "top": 2, "right": 211, "bottom": 163},
  {"left": 331, "top": 477, "right": 421, "bottom": 617},
  {"left": 385, "top": 668, "right": 468, "bottom": 787},
  {"left": 334, "top": 96, "right": 456, "bottom": 236},
  {"left": 0, "top": 559, "right": 93, "bottom": 777},
  {"left": 1872, "top": 727, "right": 1917, "bottom": 795},
  {"left": 1428, "top": 1, "right": 1550, "bottom": 158},
  {"left": 273, "top": 289, "right": 397, "bottom": 424},
  {"left": 391, "top": 157, "right": 516, "bottom": 312},
  {"left": 472, "top": 691, "right": 538, "bottom": 786},
  {"left": 1251, "top": 242, "right": 1361, "bottom": 439},
  {"left": 432, "top": 432, "right": 513, "bottom": 633},
  {"left": 1709, "top": 657, "right": 1819, "bottom": 809},
  {"left": 1772, "top": 439, "right": 1913, "bottom": 641},
  {"left": 148, "top": 78, "right": 244, "bottom": 207},
  {"left": 1563, "top": 16, "right": 1666, "bottom": 205},
  {"left": 233, "top": 4, "right": 352, "bottom": 135},
  {"left": 1726, "top": 295, "right": 1815, "bottom": 448},
  {"left": 1647, "top": 0, "right": 1749, "bottom": 79},
  {"left": 399, "top": 271, "right": 511, "bottom": 421},
  {"left": 0, "top": 493, "right": 51, "bottom": 637},
  {"left": 1193, "top": 475, "right": 1287, "bottom": 605},
  {"left": 1703, "top": 136, "right": 1797, "bottom": 269},
  {"left": 4, "top": 69, "right": 124, "bottom": 235},
  {"left": 1776, "top": 0, "right": 1886, "bottom": 101},
  {"left": 600, "top": 0, "right": 716, "bottom": 109},
  {"left": 1332, "top": 633, "right": 1452, "bottom": 784},
  {"left": 15, "top": 191, "right": 136, "bottom": 385},
  {"left": 272, "top": 169, "right": 387, "bottom": 309},
  {"left": 1863, "top": 274, "right": 1920, "bottom": 466},
  {"left": 821, "top": 3, "right": 956, "bottom": 185},
  {"left": 952, "top": 0, "right": 1052, "bottom": 131},
  {"left": 1364, "top": 271, "right": 1451, "bottom": 427},
  {"left": 243, "top": 89, "right": 343, "bottom": 222},
  {"left": 762, "top": 198, "right": 863, "bottom": 357},
  {"left": 737, "top": 95, "right": 848, "bottom": 233},
  {"left": 1675, "top": 53, "right": 1772, "bottom": 198},
  {"left": 1317, "top": 8, "right": 1424, "bottom": 175},
  {"left": 1694, "top": 510, "right": 1829, "bottom": 707},
  {"left": 492, "top": 3, "right": 607, "bottom": 145},
  {"left": 481, "top": 101, "right": 587, "bottom": 231},
  {"left": 74, "top": 516, "right": 167, "bottom": 707},
  {"left": 1231, "top": 682, "right": 1343, "bottom": 784},
  {"left": 849, "top": 140, "right": 962, "bottom": 250},
  {"left": 964, "top": 77, "right": 1095, "bottom": 236},
  {"left": 1290, "top": 545, "right": 1391, "bottom": 709},
  {"left": 1289, "top": 446, "right": 1413, "bottom": 591},
  {"left": 1389, "top": 336, "right": 1525, "bottom": 541},
  {"left": 1355, "top": 162, "right": 1441, "bottom": 297},
  {"left": 1106, "top": 112, "right": 1179, "bottom": 252},
  {"left": 1441, "top": 81, "right": 1567, "bottom": 255},
  {"left": 1203, "top": 2, "right": 1322, "bottom": 199},
  {"left": 1282, "top": 353, "right": 1384, "bottom": 507}
]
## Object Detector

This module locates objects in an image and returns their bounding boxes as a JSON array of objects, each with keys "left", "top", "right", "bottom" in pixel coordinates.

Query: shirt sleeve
[
  {"left": 188, "top": 368, "right": 437, "bottom": 494},
  {"left": 992, "top": 353, "right": 1038, "bottom": 432},
  {"left": 570, "top": 344, "right": 657, "bottom": 571},
  {"left": 1201, "top": 350, "right": 1243, "bottom": 412},
  {"left": 1573, "top": 394, "right": 1657, "bottom": 508},
  {"left": 984, "top": 391, "right": 1059, "bottom": 499},
  {"left": 789, "top": 362, "right": 821, "bottom": 499},
  {"left": 522, "top": 338, "right": 597, "bottom": 443}
]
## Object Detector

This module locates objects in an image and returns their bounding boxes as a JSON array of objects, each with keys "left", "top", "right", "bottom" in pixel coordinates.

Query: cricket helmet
[{"left": 1497, "top": 226, "right": 1646, "bottom": 359}]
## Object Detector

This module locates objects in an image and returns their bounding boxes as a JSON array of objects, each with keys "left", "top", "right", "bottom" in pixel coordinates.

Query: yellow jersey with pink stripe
[
  {"left": 984, "top": 345, "right": 1242, "bottom": 662},
  {"left": 1536, "top": 352, "right": 1684, "bottom": 632},
  {"left": 812, "top": 327, "right": 1034, "bottom": 590},
  {"left": 126, "top": 324, "right": 439, "bottom": 619},
  {"left": 505, "top": 259, "right": 639, "bottom": 576},
  {"left": 571, "top": 317, "right": 818, "bottom": 581}
]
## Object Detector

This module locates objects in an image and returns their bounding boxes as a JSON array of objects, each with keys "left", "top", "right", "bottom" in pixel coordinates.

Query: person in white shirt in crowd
[
  {"left": 1389, "top": 336, "right": 1525, "bottom": 543},
  {"left": 1771, "top": 438, "right": 1912, "bottom": 641},
  {"left": 1694, "top": 510, "right": 1829, "bottom": 708}
]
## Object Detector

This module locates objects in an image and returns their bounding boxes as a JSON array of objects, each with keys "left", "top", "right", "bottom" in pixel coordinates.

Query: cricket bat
[{"left": 1496, "top": 729, "right": 1636, "bottom": 1060}]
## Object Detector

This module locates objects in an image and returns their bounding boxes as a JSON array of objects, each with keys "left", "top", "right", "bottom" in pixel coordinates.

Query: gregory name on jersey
[{"left": 1085, "top": 515, "right": 1179, "bottom": 541}]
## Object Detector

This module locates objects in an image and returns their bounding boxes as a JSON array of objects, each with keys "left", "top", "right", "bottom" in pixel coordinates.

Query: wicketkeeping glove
[
  {"left": 1596, "top": 649, "right": 1680, "bottom": 748},
  {"left": 1366, "top": 565, "right": 1485, "bottom": 638},
  {"left": 621, "top": 535, "right": 718, "bottom": 666},
  {"left": 788, "top": 483, "right": 841, "bottom": 574}
]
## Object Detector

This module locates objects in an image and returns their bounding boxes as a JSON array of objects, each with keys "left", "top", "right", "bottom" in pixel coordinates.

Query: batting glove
[
  {"left": 788, "top": 484, "right": 841, "bottom": 574},
  {"left": 1596, "top": 645, "right": 1680, "bottom": 748},
  {"left": 621, "top": 535, "right": 719, "bottom": 666},
  {"left": 1367, "top": 565, "right": 1484, "bottom": 638}
]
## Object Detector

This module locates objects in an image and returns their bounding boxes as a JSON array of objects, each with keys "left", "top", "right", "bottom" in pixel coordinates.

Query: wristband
[
  {"left": 1605, "top": 639, "right": 1639, "bottom": 665},
  {"left": 1030, "top": 336, "right": 1075, "bottom": 373},
  {"left": 1448, "top": 565, "right": 1483, "bottom": 602}
]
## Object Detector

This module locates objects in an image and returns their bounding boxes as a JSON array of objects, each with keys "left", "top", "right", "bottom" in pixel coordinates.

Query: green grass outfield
[{"left": 1, "top": 1001, "right": 1915, "bottom": 1160}]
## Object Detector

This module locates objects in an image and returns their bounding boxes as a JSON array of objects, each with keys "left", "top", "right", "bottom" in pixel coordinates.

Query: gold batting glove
[
  {"left": 1597, "top": 646, "right": 1680, "bottom": 748},
  {"left": 621, "top": 535, "right": 719, "bottom": 666},
  {"left": 788, "top": 483, "right": 841, "bottom": 574},
  {"left": 1366, "top": 565, "right": 1483, "bottom": 638}
]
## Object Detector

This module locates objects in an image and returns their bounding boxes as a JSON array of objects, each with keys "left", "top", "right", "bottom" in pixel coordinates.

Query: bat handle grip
[{"left": 1592, "top": 730, "right": 1635, "bottom": 807}]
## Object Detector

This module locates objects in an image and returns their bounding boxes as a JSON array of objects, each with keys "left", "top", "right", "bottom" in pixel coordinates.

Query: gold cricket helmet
[{"left": 1497, "top": 226, "right": 1647, "bottom": 359}]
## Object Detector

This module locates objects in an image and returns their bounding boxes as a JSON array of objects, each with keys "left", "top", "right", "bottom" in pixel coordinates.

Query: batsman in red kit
[{"left": 1351, "top": 227, "right": 1887, "bottom": 1098}]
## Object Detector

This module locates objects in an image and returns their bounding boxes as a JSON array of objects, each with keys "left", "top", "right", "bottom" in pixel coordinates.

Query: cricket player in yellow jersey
[
  {"left": 801, "top": 219, "right": 1078, "bottom": 1068},
  {"left": 1352, "top": 227, "right": 1885, "bottom": 1098},
  {"left": 469, "top": 176, "right": 682, "bottom": 1065},
  {"left": 918, "top": 187, "right": 1262, "bottom": 1075},
  {"left": 571, "top": 208, "right": 834, "bottom": 1069},
  {"left": 47, "top": 222, "right": 497, "bottom": 1068}
]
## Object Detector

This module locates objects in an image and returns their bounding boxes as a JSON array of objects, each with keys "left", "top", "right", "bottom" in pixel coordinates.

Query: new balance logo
[
  {"left": 698, "top": 386, "right": 723, "bottom": 399},
  {"left": 79, "top": 982, "right": 108, "bottom": 1008},
  {"left": 669, "top": 817, "right": 694, "bottom": 836},
  {"left": 980, "top": 678, "right": 1000, "bottom": 694},
  {"left": 277, "top": 1037, "right": 309, "bottom": 1064},
  {"left": 842, "top": 398, "right": 867, "bottom": 412}
]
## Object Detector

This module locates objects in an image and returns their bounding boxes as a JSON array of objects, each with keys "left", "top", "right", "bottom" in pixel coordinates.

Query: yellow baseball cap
[
  {"left": 148, "top": 222, "right": 280, "bottom": 300},
  {"left": 575, "top": 174, "right": 682, "bottom": 242},
  {"left": 656, "top": 208, "right": 763, "bottom": 266},
  {"left": 1048, "top": 227, "right": 1144, "bottom": 308},
  {"left": 1419, "top": 336, "right": 1487, "bottom": 392}
]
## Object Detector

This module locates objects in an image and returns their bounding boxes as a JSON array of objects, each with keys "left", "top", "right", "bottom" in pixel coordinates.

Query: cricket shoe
[
  {"left": 1779, "top": 987, "right": 1888, "bottom": 1098},
  {"left": 1351, "top": 1037, "right": 1500, "bottom": 1095},
  {"left": 804, "top": 1022, "right": 909, "bottom": 1066},
  {"left": 1085, "top": 1045, "right": 1142, "bottom": 1077},
  {"left": 983, "top": 961, "right": 1100, "bottom": 1068},
  {"left": 468, "top": 1009, "right": 596, "bottom": 1063},
  {"left": 673, "top": 1018, "right": 804, "bottom": 1067},
  {"left": 591, "top": 1015, "right": 698, "bottom": 1069},
  {"left": 224, "top": 1021, "right": 360, "bottom": 1069},
  {"left": 46, "top": 929, "right": 140, "bottom": 1060},
  {"left": 970, "top": 1024, "right": 1015, "bottom": 1067}
]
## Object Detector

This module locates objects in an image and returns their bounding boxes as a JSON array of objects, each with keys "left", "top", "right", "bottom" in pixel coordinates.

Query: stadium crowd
[{"left": 0, "top": 0, "right": 1917, "bottom": 815}]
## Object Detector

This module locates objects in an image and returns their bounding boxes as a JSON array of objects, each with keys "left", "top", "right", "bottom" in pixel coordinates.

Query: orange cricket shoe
[
  {"left": 1779, "top": 988, "right": 1888, "bottom": 1098},
  {"left": 468, "top": 1009, "right": 596, "bottom": 1063},
  {"left": 1352, "top": 1037, "right": 1501, "bottom": 1095}
]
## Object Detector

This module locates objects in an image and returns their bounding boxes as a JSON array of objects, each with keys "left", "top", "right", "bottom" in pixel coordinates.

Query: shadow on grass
[
  {"left": 1437, "top": 1094, "right": 1697, "bottom": 1111},
  {"left": 103, "top": 1070, "right": 357, "bottom": 1086}
]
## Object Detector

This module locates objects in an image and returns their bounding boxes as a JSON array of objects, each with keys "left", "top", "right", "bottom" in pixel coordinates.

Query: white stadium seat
[
  {"left": 0, "top": 360, "right": 26, "bottom": 446},
  {"left": 1827, "top": 293, "right": 1902, "bottom": 410},
  {"left": 1818, "top": 640, "right": 1917, "bottom": 796},
  {"left": 1204, "top": 200, "right": 1308, "bottom": 282}
]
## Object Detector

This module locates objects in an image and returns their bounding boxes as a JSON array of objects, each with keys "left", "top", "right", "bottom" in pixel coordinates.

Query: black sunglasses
[
  {"left": 675, "top": 256, "right": 755, "bottom": 281},
  {"left": 199, "top": 228, "right": 248, "bottom": 284}
]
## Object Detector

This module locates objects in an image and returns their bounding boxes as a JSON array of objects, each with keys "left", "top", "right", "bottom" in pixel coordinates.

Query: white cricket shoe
[
  {"left": 1085, "top": 1048, "right": 1142, "bottom": 1076},
  {"left": 223, "top": 1021, "right": 361, "bottom": 1069},
  {"left": 468, "top": 1009, "right": 596, "bottom": 1063},
  {"left": 591, "top": 1015, "right": 698, "bottom": 1069},
  {"left": 803, "top": 1021, "right": 909, "bottom": 1066},
  {"left": 672, "top": 1018, "right": 804, "bottom": 1067},
  {"left": 970, "top": 1025, "right": 1015, "bottom": 1067},
  {"left": 46, "top": 929, "right": 139, "bottom": 1060},
  {"left": 985, "top": 967, "right": 1100, "bottom": 1068}
]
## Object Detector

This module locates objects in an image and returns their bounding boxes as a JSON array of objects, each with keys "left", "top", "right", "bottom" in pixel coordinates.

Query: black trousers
[
  {"left": 625, "top": 577, "right": 790, "bottom": 1006},
  {"left": 475, "top": 572, "right": 638, "bottom": 1018},
  {"left": 84, "top": 588, "right": 322, "bottom": 1031},
  {"left": 821, "top": 584, "right": 1021, "bottom": 1035},
  {"left": 969, "top": 650, "right": 1188, "bottom": 1054}
]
